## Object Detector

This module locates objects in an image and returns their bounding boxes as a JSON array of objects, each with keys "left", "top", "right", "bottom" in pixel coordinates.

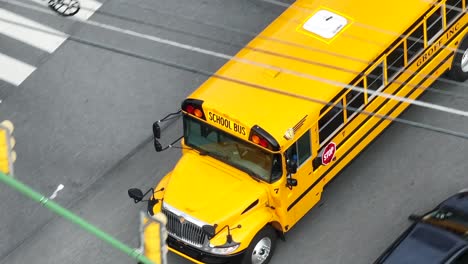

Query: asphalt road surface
[{"left": 1, "top": 0, "right": 468, "bottom": 264}]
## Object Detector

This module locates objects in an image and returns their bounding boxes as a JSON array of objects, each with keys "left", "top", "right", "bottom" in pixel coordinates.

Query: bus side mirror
[
  {"left": 152, "top": 122, "right": 161, "bottom": 139},
  {"left": 287, "top": 159, "right": 297, "bottom": 174},
  {"left": 202, "top": 225, "right": 216, "bottom": 238},
  {"left": 287, "top": 178, "right": 298, "bottom": 187},
  {"left": 154, "top": 139, "right": 163, "bottom": 152},
  {"left": 128, "top": 188, "right": 144, "bottom": 203}
]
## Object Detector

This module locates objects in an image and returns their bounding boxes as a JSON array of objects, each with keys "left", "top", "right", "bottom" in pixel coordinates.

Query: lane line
[
  {"left": 0, "top": 8, "right": 68, "bottom": 53},
  {"left": 0, "top": 53, "right": 36, "bottom": 86},
  {"left": 4, "top": 0, "right": 468, "bottom": 121}
]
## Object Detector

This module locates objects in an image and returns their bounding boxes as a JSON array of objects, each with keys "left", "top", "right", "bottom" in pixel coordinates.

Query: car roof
[
  {"left": 377, "top": 222, "right": 467, "bottom": 264},
  {"left": 441, "top": 193, "right": 468, "bottom": 216}
]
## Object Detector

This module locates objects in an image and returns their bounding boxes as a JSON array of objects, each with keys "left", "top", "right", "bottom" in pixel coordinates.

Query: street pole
[{"left": 0, "top": 171, "right": 155, "bottom": 264}]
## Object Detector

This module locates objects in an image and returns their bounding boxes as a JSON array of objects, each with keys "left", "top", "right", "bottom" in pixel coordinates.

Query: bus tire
[
  {"left": 447, "top": 34, "right": 468, "bottom": 82},
  {"left": 242, "top": 226, "right": 277, "bottom": 264}
]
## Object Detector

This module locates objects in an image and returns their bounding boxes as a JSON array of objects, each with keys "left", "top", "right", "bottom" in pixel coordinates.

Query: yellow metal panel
[
  {"left": 189, "top": 0, "right": 434, "bottom": 148},
  {"left": 159, "top": 3, "right": 468, "bottom": 264},
  {"left": 140, "top": 212, "right": 168, "bottom": 264},
  {"left": 0, "top": 120, "right": 15, "bottom": 175}
]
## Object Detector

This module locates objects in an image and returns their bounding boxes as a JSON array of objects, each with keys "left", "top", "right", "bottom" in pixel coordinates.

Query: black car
[{"left": 374, "top": 189, "right": 468, "bottom": 264}]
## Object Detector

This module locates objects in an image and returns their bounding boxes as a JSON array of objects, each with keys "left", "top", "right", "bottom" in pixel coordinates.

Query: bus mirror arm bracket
[
  {"left": 285, "top": 158, "right": 298, "bottom": 189},
  {"left": 286, "top": 177, "right": 298, "bottom": 190},
  {"left": 152, "top": 110, "right": 182, "bottom": 139},
  {"left": 154, "top": 136, "right": 184, "bottom": 152},
  {"left": 286, "top": 159, "right": 298, "bottom": 174},
  {"left": 128, "top": 187, "right": 165, "bottom": 203},
  {"left": 152, "top": 110, "right": 183, "bottom": 152}
]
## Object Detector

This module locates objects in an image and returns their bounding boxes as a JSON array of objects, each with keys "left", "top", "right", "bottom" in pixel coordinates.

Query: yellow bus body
[{"left": 144, "top": 0, "right": 468, "bottom": 263}]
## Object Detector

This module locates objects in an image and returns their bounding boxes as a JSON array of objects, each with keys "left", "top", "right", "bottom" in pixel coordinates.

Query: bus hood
[{"left": 163, "top": 152, "right": 267, "bottom": 227}]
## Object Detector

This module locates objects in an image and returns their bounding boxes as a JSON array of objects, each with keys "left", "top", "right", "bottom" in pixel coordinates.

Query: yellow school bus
[{"left": 135, "top": 0, "right": 468, "bottom": 263}]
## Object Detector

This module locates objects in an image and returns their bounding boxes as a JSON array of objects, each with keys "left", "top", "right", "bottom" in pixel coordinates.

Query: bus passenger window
[
  {"left": 387, "top": 42, "right": 405, "bottom": 79},
  {"left": 367, "top": 63, "right": 384, "bottom": 93},
  {"left": 446, "top": 0, "right": 463, "bottom": 24},
  {"left": 319, "top": 103, "right": 344, "bottom": 144},
  {"left": 297, "top": 131, "right": 311, "bottom": 164},
  {"left": 426, "top": 7, "right": 443, "bottom": 42},
  {"left": 407, "top": 24, "right": 424, "bottom": 62},
  {"left": 346, "top": 89, "right": 365, "bottom": 117},
  {"left": 286, "top": 130, "right": 311, "bottom": 166}
]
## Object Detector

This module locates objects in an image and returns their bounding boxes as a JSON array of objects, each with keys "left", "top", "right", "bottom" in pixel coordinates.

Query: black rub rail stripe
[{"left": 287, "top": 27, "right": 465, "bottom": 212}]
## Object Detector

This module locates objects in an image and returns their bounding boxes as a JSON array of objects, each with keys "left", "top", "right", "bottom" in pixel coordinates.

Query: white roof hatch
[{"left": 303, "top": 9, "right": 348, "bottom": 39}]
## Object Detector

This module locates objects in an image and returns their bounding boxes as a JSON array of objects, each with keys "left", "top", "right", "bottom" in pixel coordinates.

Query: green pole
[{"left": 0, "top": 172, "right": 155, "bottom": 264}]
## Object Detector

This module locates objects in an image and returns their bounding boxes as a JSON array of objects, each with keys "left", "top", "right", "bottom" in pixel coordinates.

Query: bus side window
[
  {"left": 286, "top": 130, "right": 311, "bottom": 167},
  {"left": 319, "top": 103, "right": 344, "bottom": 144},
  {"left": 367, "top": 63, "right": 384, "bottom": 93},
  {"left": 426, "top": 6, "right": 443, "bottom": 43},
  {"left": 387, "top": 41, "right": 405, "bottom": 79},
  {"left": 346, "top": 87, "right": 365, "bottom": 117},
  {"left": 407, "top": 24, "right": 424, "bottom": 62},
  {"left": 446, "top": 0, "right": 463, "bottom": 25}
]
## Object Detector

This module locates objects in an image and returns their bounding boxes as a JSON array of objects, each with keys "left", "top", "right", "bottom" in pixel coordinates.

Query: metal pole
[{"left": 0, "top": 172, "right": 155, "bottom": 264}]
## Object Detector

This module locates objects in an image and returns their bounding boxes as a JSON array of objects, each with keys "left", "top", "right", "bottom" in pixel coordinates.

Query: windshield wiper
[
  {"left": 199, "top": 151, "right": 262, "bottom": 182},
  {"left": 212, "top": 152, "right": 231, "bottom": 162},
  {"left": 235, "top": 165, "right": 261, "bottom": 182}
]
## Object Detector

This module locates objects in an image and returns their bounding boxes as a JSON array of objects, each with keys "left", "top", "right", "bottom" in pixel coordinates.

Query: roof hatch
[{"left": 303, "top": 9, "right": 348, "bottom": 39}]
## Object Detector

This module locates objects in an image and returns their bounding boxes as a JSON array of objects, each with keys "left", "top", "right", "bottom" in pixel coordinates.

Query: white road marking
[
  {"left": 29, "top": 0, "right": 102, "bottom": 21},
  {"left": 0, "top": 0, "right": 102, "bottom": 86},
  {"left": 29, "top": 0, "right": 56, "bottom": 15},
  {"left": 73, "top": 0, "right": 102, "bottom": 21},
  {"left": 0, "top": 53, "right": 36, "bottom": 86},
  {"left": 0, "top": 8, "right": 68, "bottom": 53}
]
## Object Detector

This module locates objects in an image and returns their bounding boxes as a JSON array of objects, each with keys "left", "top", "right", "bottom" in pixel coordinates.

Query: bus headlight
[{"left": 208, "top": 243, "right": 240, "bottom": 255}]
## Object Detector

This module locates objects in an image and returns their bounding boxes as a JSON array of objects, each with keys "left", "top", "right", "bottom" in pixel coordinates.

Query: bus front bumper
[{"left": 167, "top": 235, "right": 246, "bottom": 264}]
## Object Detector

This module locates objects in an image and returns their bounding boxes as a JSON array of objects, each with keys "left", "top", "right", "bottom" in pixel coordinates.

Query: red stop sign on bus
[{"left": 321, "top": 142, "right": 336, "bottom": 165}]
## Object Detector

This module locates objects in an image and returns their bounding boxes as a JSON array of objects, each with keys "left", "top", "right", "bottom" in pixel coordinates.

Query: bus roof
[{"left": 188, "top": 0, "right": 433, "bottom": 148}]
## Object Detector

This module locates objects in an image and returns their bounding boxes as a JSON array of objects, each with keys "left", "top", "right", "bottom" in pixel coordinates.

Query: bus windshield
[{"left": 183, "top": 116, "right": 282, "bottom": 182}]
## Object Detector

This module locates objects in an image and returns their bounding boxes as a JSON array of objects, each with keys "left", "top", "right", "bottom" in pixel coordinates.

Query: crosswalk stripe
[
  {"left": 0, "top": 0, "right": 102, "bottom": 86},
  {"left": 0, "top": 53, "right": 36, "bottom": 86},
  {"left": 29, "top": 0, "right": 61, "bottom": 16},
  {"left": 0, "top": 0, "right": 102, "bottom": 87},
  {"left": 73, "top": 0, "right": 102, "bottom": 21},
  {"left": 0, "top": 8, "right": 68, "bottom": 53},
  {"left": 29, "top": 0, "right": 102, "bottom": 21}
]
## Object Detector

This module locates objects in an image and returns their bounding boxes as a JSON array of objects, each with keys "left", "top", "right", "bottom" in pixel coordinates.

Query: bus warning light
[
  {"left": 194, "top": 109, "right": 203, "bottom": 118},
  {"left": 251, "top": 135, "right": 260, "bottom": 144},
  {"left": 182, "top": 99, "right": 206, "bottom": 120},
  {"left": 186, "top": 105, "right": 195, "bottom": 114},
  {"left": 251, "top": 134, "right": 268, "bottom": 148},
  {"left": 284, "top": 128, "right": 294, "bottom": 140}
]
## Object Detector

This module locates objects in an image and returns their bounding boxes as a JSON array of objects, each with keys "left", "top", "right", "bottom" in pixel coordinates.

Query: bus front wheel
[
  {"left": 447, "top": 34, "right": 468, "bottom": 82},
  {"left": 242, "top": 226, "right": 277, "bottom": 264}
]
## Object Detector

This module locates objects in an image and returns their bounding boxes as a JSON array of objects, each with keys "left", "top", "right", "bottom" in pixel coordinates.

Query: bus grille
[{"left": 162, "top": 208, "right": 206, "bottom": 247}]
